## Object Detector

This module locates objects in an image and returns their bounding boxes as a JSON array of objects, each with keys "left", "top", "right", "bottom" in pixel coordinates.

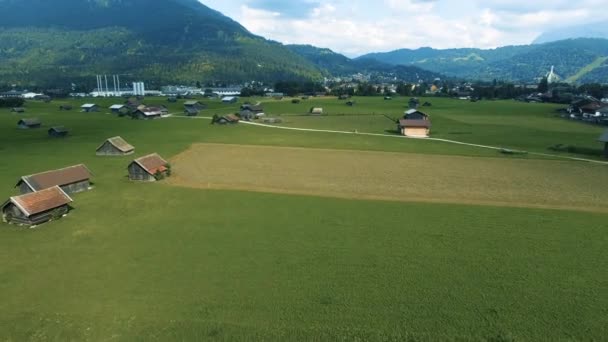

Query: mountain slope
[
  {"left": 0, "top": 0, "right": 324, "bottom": 87},
  {"left": 286, "top": 45, "right": 442, "bottom": 82},
  {"left": 358, "top": 38, "right": 608, "bottom": 83}
]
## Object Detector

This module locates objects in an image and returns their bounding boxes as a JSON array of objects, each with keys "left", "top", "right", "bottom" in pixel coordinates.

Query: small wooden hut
[
  {"left": 2, "top": 186, "right": 73, "bottom": 226},
  {"left": 48, "top": 126, "right": 69, "bottom": 138},
  {"left": 17, "top": 118, "right": 41, "bottom": 129},
  {"left": 128, "top": 153, "right": 169, "bottom": 181},
  {"left": 16, "top": 164, "right": 92, "bottom": 194},
  {"left": 96, "top": 136, "right": 135, "bottom": 156}
]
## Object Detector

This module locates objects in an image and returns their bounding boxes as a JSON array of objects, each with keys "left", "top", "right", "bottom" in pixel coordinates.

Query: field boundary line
[{"left": 168, "top": 116, "right": 608, "bottom": 165}]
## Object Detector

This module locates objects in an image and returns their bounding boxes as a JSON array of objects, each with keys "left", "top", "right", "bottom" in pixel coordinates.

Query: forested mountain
[
  {"left": 286, "top": 45, "right": 442, "bottom": 81},
  {"left": 359, "top": 38, "right": 608, "bottom": 83},
  {"left": 0, "top": 0, "right": 325, "bottom": 88}
]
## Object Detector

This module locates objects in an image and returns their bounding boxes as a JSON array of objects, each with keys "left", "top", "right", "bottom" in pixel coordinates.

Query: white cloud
[{"left": 200, "top": 0, "right": 608, "bottom": 56}]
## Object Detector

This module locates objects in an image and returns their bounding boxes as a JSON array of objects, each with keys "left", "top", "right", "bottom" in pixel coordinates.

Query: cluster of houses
[
  {"left": 565, "top": 96, "right": 608, "bottom": 125},
  {"left": 1, "top": 137, "right": 170, "bottom": 226}
]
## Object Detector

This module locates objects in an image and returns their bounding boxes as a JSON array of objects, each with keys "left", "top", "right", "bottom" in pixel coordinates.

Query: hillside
[
  {"left": 358, "top": 38, "right": 608, "bottom": 83},
  {"left": 286, "top": 45, "right": 442, "bottom": 82},
  {"left": 0, "top": 0, "right": 324, "bottom": 87}
]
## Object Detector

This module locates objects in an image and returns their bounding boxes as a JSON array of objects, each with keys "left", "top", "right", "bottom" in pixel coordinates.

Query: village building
[
  {"left": 48, "top": 126, "right": 69, "bottom": 138},
  {"left": 16, "top": 164, "right": 92, "bottom": 194},
  {"left": 132, "top": 107, "right": 163, "bottom": 120},
  {"left": 184, "top": 101, "right": 206, "bottom": 111},
  {"left": 81, "top": 104, "right": 100, "bottom": 112},
  {"left": 96, "top": 136, "right": 135, "bottom": 156},
  {"left": 310, "top": 107, "right": 324, "bottom": 115},
  {"left": 408, "top": 98, "right": 420, "bottom": 109},
  {"left": 221, "top": 96, "right": 238, "bottom": 104},
  {"left": 1, "top": 186, "right": 73, "bottom": 226},
  {"left": 239, "top": 109, "right": 254, "bottom": 121},
  {"left": 241, "top": 103, "right": 264, "bottom": 113},
  {"left": 109, "top": 104, "right": 127, "bottom": 113},
  {"left": 17, "top": 118, "right": 41, "bottom": 129},
  {"left": 398, "top": 119, "right": 431, "bottom": 138},
  {"left": 403, "top": 109, "right": 429, "bottom": 120},
  {"left": 11, "top": 107, "right": 25, "bottom": 113},
  {"left": 128, "top": 153, "right": 169, "bottom": 181},
  {"left": 600, "top": 131, "right": 608, "bottom": 158}
]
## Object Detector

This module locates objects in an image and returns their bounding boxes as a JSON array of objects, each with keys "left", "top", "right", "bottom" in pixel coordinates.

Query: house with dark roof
[
  {"left": 2, "top": 186, "right": 73, "bottom": 226},
  {"left": 11, "top": 107, "right": 25, "bottom": 113},
  {"left": 48, "top": 126, "right": 69, "bottom": 138},
  {"left": 81, "top": 104, "right": 99, "bottom": 112},
  {"left": 184, "top": 101, "right": 206, "bottom": 111},
  {"left": 96, "top": 136, "right": 135, "bottom": 156},
  {"left": 128, "top": 153, "right": 169, "bottom": 181},
  {"left": 600, "top": 131, "right": 608, "bottom": 158},
  {"left": 398, "top": 119, "right": 431, "bottom": 138},
  {"left": 184, "top": 107, "right": 199, "bottom": 116},
  {"left": 403, "top": 109, "right": 429, "bottom": 120},
  {"left": 16, "top": 164, "right": 92, "bottom": 194},
  {"left": 17, "top": 118, "right": 41, "bottom": 129},
  {"left": 110, "top": 104, "right": 130, "bottom": 115}
]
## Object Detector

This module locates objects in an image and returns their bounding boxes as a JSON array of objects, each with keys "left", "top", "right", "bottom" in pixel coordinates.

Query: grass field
[{"left": 0, "top": 96, "right": 607, "bottom": 341}]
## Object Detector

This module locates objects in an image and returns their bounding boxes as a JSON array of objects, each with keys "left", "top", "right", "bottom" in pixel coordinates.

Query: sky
[{"left": 200, "top": 0, "right": 608, "bottom": 57}]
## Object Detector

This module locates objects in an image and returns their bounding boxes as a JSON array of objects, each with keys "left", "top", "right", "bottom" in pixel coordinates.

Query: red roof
[
  {"left": 7, "top": 186, "right": 72, "bottom": 216},
  {"left": 132, "top": 153, "right": 168, "bottom": 175},
  {"left": 19, "top": 164, "right": 92, "bottom": 191}
]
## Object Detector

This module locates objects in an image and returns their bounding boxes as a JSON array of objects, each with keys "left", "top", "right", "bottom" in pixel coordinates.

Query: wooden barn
[
  {"left": 96, "top": 136, "right": 134, "bottom": 156},
  {"left": 17, "top": 118, "right": 41, "bottom": 129},
  {"left": 403, "top": 109, "right": 429, "bottom": 120},
  {"left": 81, "top": 104, "right": 99, "bottom": 112},
  {"left": 184, "top": 101, "right": 206, "bottom": 111},
  {"left": 2, "top": 186, "right": 73, "bottom": 226},
  {"left": 16, "top": 164, "right": 92, "bottom": 194},
  {"left": 11, "top": 107, "right": 25, "bottom": 113},
  {"left": 185, "top": 107, "right": 199, "bottom": 116},
  {"left": 212, "top": 114, "right": 240, "bottom": 125},
  {"left": 408, "top": 98, "right": 420, "bottom": 109},
  {"left": 221, "top": 96, "right": 238, "bottom": 104},
  {"left": 310, "top": 107, "right": 324, "bottom": 115},
  {"left": 128, "top": 153, "right": 169, "bottom": 181},
  {"left": 132, "top": 107, "right": 162, "bottom": 120},
  {"left": 600, "top": 131, "right": 608, "bottom": 158},
  {"left": 398, "top": 119, "right": 431, "bottom": 138},
  {"left": 110, "top": 104, "right": 129, "bottom": 115},
  {"left": 59, "top": 105, "right": 73, "bottom": 111},
  {"left": 48, "top": 126, "right": 69, "bottom": 138},
  {"left": 241, "top": 103, "right": 264, "bottom": 114}
]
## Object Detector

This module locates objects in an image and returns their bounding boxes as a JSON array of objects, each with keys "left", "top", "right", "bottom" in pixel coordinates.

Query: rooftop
[{"left": 7, "top": 186, "right": 72, "bottom": 217}]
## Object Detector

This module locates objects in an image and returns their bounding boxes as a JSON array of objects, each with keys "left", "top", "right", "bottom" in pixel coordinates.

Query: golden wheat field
[{"left": 167, "top": 143, "right": 608, "bottom": 212}]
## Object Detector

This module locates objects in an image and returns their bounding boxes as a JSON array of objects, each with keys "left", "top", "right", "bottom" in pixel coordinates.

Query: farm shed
[
  {"left": 241, "top": 103, "right": 264, "bottom": 113},
  {"left": 310, "top": 107, "right": 324, "bottom": 115},
  {"left": 96, "top": 136, "right": 135, "bottom": 156},
  {"left": 81, "top": 104, "right": 99, "bottom": 112},
  {"left": 128, "top": 153, "right": 169, "bottom": 181},
  {"left": 48, "top": 126, "right": 69, "bottom": 138},
  {"left": 11, "top": 107, "right": 25, "bottom": 113},
  {"left": 184, "top": 107, "right": 199, "bottom": 116},
  {"left": 184, "top": 101, "right": 206, "bottom": 110},
  {"left": 17, "top": 118, "right": 41, "bottom": 129},
  {"left": 408, "top": 98, "right": 420, "bottom": 109},
  {"left": 1, "top": 186, "right": 72, "bottom": 226},
  {"left": 398, "top": 119, "right": 431, "bottom": 138},
  {"left": 132, "top": 107, "right": 162, "bottom": 120},
  {"left": 212, "top": 114, "right": 240, "bottom": 125},
  {"left": 59, "top": 105, "right": 73, "bottom": 111},
  {"left": 600, "top": 131, "right": 608, "bottom": 158},
  {"left": 16, "top": 164, "right": 92, "bottom": 194},
  {"left": 110, "top": 104, "right": 127, "bottom": 113},
  {"left": 403, "top": 109, "right": 429, "bottom": 120}
]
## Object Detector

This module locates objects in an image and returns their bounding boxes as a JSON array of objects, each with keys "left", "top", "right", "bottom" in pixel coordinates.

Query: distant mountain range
[
  {"left": 0, "top": 0, "right": 606, "bottom": 88},
  {"left": 0, "top": 0, "right": 434, "bottom": 88},
  {"left": 358, "top": 38, "right": 608, "bottom": 83},
  {"left": 534, "top": 22, "right": 608, "bottom": 44}
]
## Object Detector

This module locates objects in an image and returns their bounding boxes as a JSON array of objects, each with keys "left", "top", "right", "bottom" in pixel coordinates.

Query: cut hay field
[
  {"left": 169, "top": 143, "right": 608, "bottom": 212},
  {"left": 0, "top": 96, "right": 607, "bottom": 341}
]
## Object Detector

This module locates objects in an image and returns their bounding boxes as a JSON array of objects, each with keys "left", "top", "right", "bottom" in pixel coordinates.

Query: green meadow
[{"left": 0, "top": 96, "right": 606, "bottom": 341}]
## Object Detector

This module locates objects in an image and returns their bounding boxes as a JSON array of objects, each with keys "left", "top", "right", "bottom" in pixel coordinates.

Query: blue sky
[{"left": 201, "top": 0, "right": 607, "bottom": 56}]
